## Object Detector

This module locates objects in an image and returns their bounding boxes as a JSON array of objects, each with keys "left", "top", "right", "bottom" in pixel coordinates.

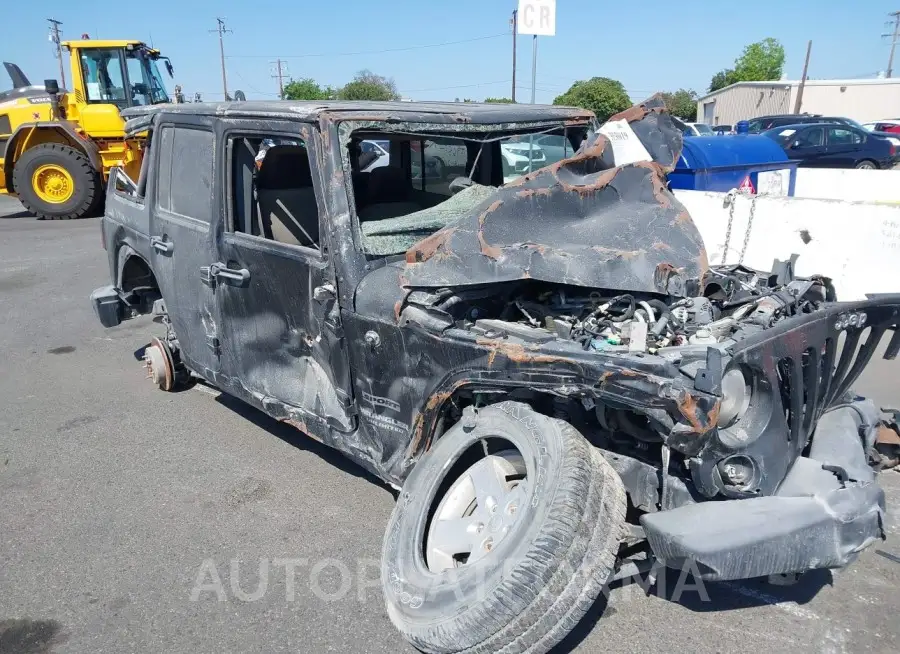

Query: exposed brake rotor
[{"left": 143, "top": 337, "right": 175, "bottom": 391}]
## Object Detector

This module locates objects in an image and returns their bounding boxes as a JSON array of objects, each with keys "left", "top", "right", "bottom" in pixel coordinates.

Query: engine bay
[{"left": 409, "top": 261, "right": 836, "bottom": 353}]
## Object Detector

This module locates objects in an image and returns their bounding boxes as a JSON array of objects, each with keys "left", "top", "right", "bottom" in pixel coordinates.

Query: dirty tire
[
  {"left": 381, "top": 401, "right": 626, "bottom": 654},
  {"left": 12, "top": 143, "right": 102, "bottom": 220}
]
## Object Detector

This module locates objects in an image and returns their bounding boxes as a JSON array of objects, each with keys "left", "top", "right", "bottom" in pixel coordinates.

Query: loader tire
[
  {"left": 382, "top": 401, "right": 626, "bottom": 654},
  {"left": 13, "top": 143, "right": 102, "bottom": 220}
]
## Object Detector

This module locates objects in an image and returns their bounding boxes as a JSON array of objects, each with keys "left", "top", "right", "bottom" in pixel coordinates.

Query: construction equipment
[{"left": 0, "top": 39, "right": 173, "bottom": 219}]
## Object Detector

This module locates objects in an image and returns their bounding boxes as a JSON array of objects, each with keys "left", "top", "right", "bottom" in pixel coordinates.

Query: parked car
[
  {"left": 682, "top": 122, "right": 715, "bottom": 137},
  {"left": 360, "top": 139, "right": 389, "bottom": 172},
  {"left": 712, "top": 124, "right": 733, "bottom": 135},
  {"left": 747, "top": 114, "right": 822, "bottom": 133},
  {"left": 863, "top": 120, "right": 900, "bottom": 135},
  {"left": 92, "top": 100, "right": 897, "bottom": 654},
  {"left": 748, "top": 114, "right": 900, "bottom": 148},
  {"left": 500, "top": 136, "right": 547, "bottom": 181},
  {"left": 762, "top": 122, "right": 895, "bottom": 169}
]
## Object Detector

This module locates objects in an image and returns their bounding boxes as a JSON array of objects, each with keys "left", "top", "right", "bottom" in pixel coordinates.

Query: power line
[
  {"left": 884, "top": 11, "right": 900, "bottom": 78},
  {"left": 402, "top": 80, "right": 511, "bottom": 93},
  {"left": 225, "top": 33, "right": 506, "bottom": 59},
  {"left": 271, "top": 59, "right": 288, "bottom": 99},
  {"left": 209, "top": 17, "right": 233, "bottom": 99},
  {"left": 47, "top": 18, "right": 66, "bottom": 89}
]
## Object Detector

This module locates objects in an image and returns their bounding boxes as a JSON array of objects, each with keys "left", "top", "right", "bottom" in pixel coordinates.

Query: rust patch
[
  {"left": 592, "top": 245, "right": 643, "bottom": 260},
  {"left": 282, "top": 418, "right": 324, "bottom": 443},
  {"left": 609, "top": 104, "right": 649, "bottom": 123},
  {"left": 515, "top": 187, "right": 553, "bottom": 198},
  {"left": 477, "top": 200, "right": 505, "bottom": 260},
  {"left": 673, "top": 210, "right": 692, "bottom": 226},
  {"left": 553, "top": 164, "right": 621, "bottom": 197},
  {"left": 476, "top": 338, "right": 570, "bottom": 365},
  {"left": 409, "top": 381, "right": 467, "bottom": 454},
  {"left": 675, "top": 393, "right": 718, "bottom": 435},
  {"left": 652, "top": 241, "right": 673, "bottom": 251},
  {"left": 393, "top": 300, "right": 403, "bottom": 322},
  {"left": 406, "top": 227, "right": 457, "bottom": 264}
]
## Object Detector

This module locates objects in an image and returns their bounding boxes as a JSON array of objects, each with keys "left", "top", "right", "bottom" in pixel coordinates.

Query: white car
[
  {"left": 501, "top": 140, "right": 547, "bottom": 182},
  {"left": 682, "top": 122, "right": 715, "bottom": 137},
  {"left": 360, "top": 140, "right": 389, "bottom": 172}
]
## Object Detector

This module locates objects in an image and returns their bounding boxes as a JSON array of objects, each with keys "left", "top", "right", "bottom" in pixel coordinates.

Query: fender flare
[
  {"left": 115, "top": 244, "right": 153, "bottom": 290},
  {"left": 4, "top": 122, "right": 103, "bottom": 193}
]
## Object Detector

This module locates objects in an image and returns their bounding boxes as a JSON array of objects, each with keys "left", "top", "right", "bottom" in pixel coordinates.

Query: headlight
[{"left": 717, "top": 367, "right": 751, "bottom": 428}]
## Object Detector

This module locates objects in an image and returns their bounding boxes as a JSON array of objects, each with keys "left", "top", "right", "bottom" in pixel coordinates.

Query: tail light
[{"left": 891, "top": 144, "right": 896, "bottom": 157}]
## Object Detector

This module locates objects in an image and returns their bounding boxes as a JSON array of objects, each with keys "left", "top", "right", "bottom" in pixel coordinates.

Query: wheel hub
[
  {"left": 32, "top": 164, "right": 75, "bottom": 204},
  {"left": 143, "top": 337, "right": 175, "bottom": 391},
  {"left": 425, "top": 450, "right": 528, "bottom": 573}
]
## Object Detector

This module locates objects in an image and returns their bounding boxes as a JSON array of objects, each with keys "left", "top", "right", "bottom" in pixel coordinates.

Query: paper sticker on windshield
[
  {"left": 778, "top": 129, "right": 796, "bottom": 137},
  {"left": 598, "top": 120, "right": 652, "bottom": 166}
]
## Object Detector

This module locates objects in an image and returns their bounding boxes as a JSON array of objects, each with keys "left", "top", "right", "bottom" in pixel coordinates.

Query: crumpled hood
[{"left": 403, "top": 98, "right": 709, "bottom": 297}]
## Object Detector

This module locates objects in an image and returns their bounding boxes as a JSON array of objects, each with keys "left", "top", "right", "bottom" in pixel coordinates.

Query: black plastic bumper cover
[
  {"left": 90, "top": 285, "right": 124, "bottom": 328},
  {"left": 641, "top": 403, "right": 886, "bottom": 581}
]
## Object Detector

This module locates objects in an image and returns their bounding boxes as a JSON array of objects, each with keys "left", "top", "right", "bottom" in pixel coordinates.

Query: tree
[
  {"left": 660, "top": 89, "right": 698, "bottom": 121},
  {"left": 282, "top": 78, "right": 333, "bottom": 101},
  {"left": 708, "top": 38, "right": 785, "bottom": 92},
  {"left": 484, "top": 97, "right": 513, "bottom": 104},
  {"left": 336, "top": 69, "right": 400, "bottom": 101},
  {"left": 552, "top": 77, "right": 630, "bottom": 123},
  {"left": 708, "top": 69, "right": 737, "bottom": 93},
  {"left": 733, "top": 38, "right": 785, "bottom": 82}
]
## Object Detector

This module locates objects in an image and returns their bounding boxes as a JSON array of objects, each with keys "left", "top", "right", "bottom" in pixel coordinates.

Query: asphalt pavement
[{"left": 1, "top": 194, "right": 898, "bottom": 654}]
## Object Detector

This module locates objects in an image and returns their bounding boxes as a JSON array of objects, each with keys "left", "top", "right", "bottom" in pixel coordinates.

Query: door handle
[
  {"left": 208, "top": 262, "right": 251, "bottom": 287},
  {"left": 150, "top": 236, "right": 173, "bottom": 254}
]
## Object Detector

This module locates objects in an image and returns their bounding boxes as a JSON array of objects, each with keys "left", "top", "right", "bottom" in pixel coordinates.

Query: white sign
[
  {"left": 518, "top": 0, "right": 556, "bottom": 36},
  {"left": 597, "top": 120, "right": 652, "bottom": 166}
]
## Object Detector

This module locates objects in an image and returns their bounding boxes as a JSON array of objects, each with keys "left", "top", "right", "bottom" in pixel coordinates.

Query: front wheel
[
  {"left": 381, "top": 401, "right": 626, "bottom": 654},
  {"left": 12, "top": 143, "right": 102, "bottom": 220}
]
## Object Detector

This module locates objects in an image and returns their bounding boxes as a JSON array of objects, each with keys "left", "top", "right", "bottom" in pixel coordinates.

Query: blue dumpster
[{"left": 668, "top": 135, "right": 797, "bottom": 195}]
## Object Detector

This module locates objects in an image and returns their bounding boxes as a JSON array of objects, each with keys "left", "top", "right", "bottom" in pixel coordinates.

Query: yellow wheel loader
[{"left": 0, "top": 40, "right": 173, "bottom": 219}]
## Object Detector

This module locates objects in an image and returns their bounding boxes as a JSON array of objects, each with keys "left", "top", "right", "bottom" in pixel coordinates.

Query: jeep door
[
  {"left": 148, "top": 117, "right": 221, "bottom": 379},
  {"left": 211, "top": 120, "right": 355, "bottom": 433}
]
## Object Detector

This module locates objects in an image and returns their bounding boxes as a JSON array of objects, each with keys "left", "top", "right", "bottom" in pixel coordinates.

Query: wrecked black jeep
[{"left": 90, "top": 98, "right": 898, "bottom": 654}]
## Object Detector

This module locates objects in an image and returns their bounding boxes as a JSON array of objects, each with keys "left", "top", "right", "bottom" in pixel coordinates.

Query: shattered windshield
[{"left": 342, "top": 123, "right": 589, "bottom": 257}]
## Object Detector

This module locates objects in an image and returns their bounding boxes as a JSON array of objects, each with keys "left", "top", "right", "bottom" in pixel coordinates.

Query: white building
[{"left": 695, "top": 78, "right": 900, "bottom": 126}]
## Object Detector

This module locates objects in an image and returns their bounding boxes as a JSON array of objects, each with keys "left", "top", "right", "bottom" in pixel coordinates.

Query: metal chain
[
  {"left": 738, "top": 195, "right": 757, "bottom": 264},
  {"left": 721, "top": 190, "right": 736, "bottom": 264}
]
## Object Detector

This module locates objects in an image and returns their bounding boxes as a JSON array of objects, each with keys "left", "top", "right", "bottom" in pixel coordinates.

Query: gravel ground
[{"left": 1, "top": 195, "right": 898, "bottom": 654}]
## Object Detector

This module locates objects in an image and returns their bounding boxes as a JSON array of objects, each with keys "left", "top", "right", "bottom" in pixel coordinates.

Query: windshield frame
[
  {"left": 337, "top": 118, "right": 595, "bottom": 260},
  {"left": 124, "top": 49, "right": 170, "bottom": 105}
]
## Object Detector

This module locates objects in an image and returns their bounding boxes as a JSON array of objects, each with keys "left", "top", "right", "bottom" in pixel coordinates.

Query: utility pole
[
  {"left": 884, "top": 11, "right": 900, "bottom": 78},
  {"left": 793, "top": 40, "right": 812, "bottom": 113},
  {"left": 47, "top": 18, "right": 66, "bottom": 89},
  {"left": 510, "top": 9, "right": 518, "bottom": 103},
  {"left": 271, "top": 59, "right": 287, "bottom": 99},
  {"left": 210, "top": 18, "right": 232, "bottom": 100}
]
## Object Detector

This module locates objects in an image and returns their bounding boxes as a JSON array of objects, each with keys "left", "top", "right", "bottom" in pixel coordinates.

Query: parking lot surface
[{"left": 1, "top": 194, "right": 898, "bottom": 653}]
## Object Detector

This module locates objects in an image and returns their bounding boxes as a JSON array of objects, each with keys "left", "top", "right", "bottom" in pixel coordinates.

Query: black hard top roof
[{"left": 121, "top": 100, "right": 595, "bottom": 125}]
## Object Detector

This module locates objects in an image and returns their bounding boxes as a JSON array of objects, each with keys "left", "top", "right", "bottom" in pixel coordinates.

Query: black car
[
  {"left": 762, "top": 122, "right": 895, "bottom": 169},
  {"left": 748, "top": 114, "right": 821, "bottom": 133},
  {"left": 90, "top": 100, "right": 897, "bottom": 654}
]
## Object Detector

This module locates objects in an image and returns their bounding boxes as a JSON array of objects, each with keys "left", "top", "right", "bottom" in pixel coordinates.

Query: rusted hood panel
[{"left": 404, "top": 100, "right": 708, "bottom": 297}]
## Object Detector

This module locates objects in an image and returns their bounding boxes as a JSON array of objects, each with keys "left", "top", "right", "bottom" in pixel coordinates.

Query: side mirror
[
  {"left": 44, "top": 79, "right": 60, "bottom": 95},
  {"left": 790, "top": 140, "right": 802, "bottom": 149}
]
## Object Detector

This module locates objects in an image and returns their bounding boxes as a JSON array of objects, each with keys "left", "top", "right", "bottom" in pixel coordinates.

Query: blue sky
[{"left": 6, "top": 0, "right": 899, "bottom": 104}]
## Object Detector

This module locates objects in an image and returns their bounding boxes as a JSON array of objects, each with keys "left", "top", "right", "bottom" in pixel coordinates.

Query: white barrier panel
[
  {"left": 674, "top": 190, "right": 900, "bottom": 301},
  {"left": 793, "top": 168, "right": 900, "bottom": 203}
]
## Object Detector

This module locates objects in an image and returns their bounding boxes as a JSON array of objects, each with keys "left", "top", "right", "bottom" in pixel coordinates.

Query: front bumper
[
  {"left": 641, "top": 402, "right": 886, "bottom": 581},
  {"left": 90, "top": 285, "right": 125, "bottom": 328}
]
